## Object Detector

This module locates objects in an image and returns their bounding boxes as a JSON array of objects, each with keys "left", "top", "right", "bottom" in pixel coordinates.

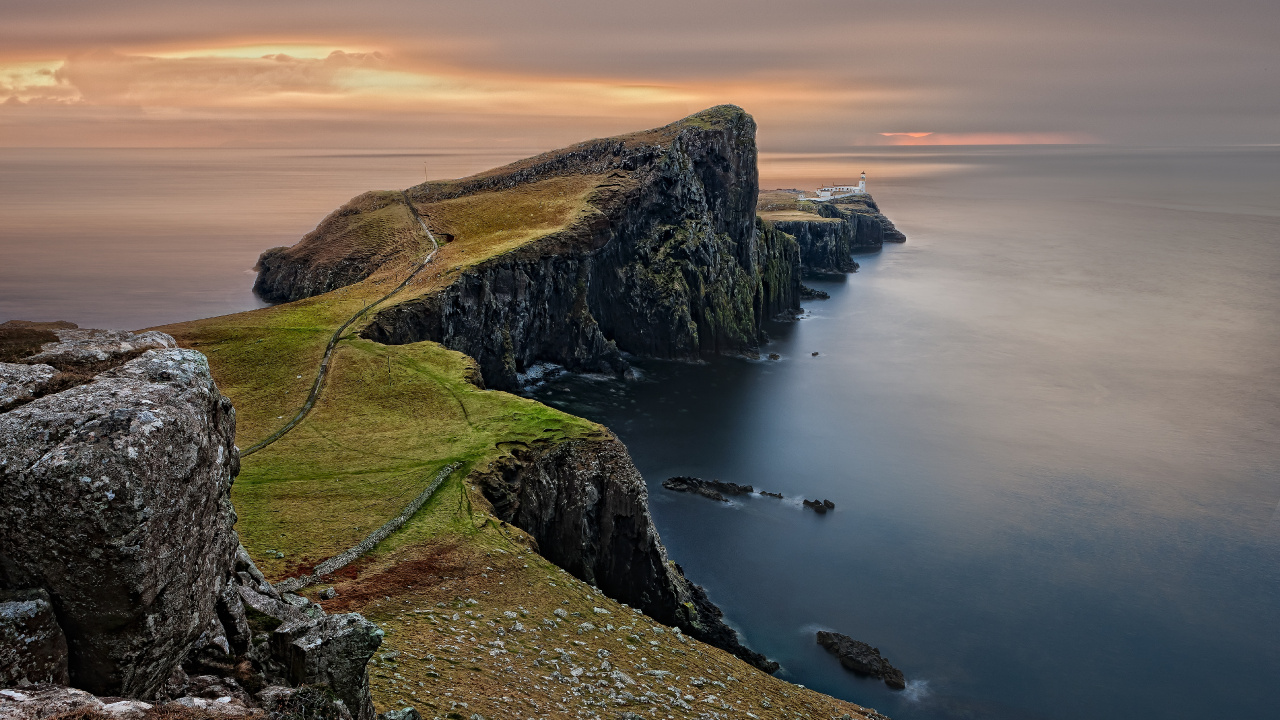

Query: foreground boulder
[
  {"left": 0, "top": 348, "right": 239, "bottom": 697},
  {"left": 816, "top": 630, "right": 906, "bottom": 689},
  {"left": 0, "top": 330, "right": 384, "bottom": 720}
]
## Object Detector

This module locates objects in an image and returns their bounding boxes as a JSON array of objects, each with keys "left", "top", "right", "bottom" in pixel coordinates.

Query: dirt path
[{"left": 240, "top": 191, "right": 439, "bottom": 458}]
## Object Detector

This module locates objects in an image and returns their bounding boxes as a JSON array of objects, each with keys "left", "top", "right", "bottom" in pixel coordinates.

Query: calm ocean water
[{"left": 3, "top": 145, "right": 1278, "bottom": 719}]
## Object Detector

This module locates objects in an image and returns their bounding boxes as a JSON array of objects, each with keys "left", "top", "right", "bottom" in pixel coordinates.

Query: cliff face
[
  {"left": 473, "top": 437, "right": 779, "bottom": 673},
  {"left": 252, "top": 106, "right": 798, "bottom": 390},
  {"left": 770, "top": 218, "right": 859, "bottom": 273},
  {"left": 758, "top": 191, "right": 906, "bottom": 274}
]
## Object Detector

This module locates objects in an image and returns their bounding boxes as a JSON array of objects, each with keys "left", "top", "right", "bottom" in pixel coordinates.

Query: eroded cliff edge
[
  {"left": 473, "top": 437, "right": 778, "bottom": 672},
  {"left": 758, "top": 190, "right": 906, "bottom": 275},
  {"left": 256, "top": 106, "right": 803, "bottom": 391}
]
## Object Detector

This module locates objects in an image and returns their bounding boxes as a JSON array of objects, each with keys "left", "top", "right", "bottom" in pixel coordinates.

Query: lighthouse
[{"left": 807, "top": 172, "right": 869, "bottom": 201}]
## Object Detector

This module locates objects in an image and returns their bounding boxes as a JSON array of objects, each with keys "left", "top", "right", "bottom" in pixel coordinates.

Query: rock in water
[
  {"left": 0, "top": 347, "right": 240, "bottom": 697},
  {"left": 0, "top": 588, "right": 69, "bottom": 686},
  {"left": 662, "top": 476, "right": 754, "bottom": 502},
  {"left": 815, "top": 630, "right": 906, "bottom": 689}
]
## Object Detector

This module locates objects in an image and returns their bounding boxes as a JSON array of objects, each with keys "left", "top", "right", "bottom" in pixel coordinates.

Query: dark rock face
[
  {"left": 816, "top": 630, "right": 906, "bottom": 689},
  {"left": 474, "top": 438, "right": 779, "bottom": 674},
  {"left": 772, "top": 219, "right": 860, "bottom": 274},
  {"left": 0, "top": 348, "right": 240, "bottom": 698},
  {"left": 353, "top": 107, "right": 801, "bottom": 389},
  {"left": 771, "top": 194, "right": 906, "bottom": 275},
  {"left": 662, "top": 476, "right": 754, "bottom": 502},
  {"left": 0, "top": 589, "right": 69, "bottom": 687}
]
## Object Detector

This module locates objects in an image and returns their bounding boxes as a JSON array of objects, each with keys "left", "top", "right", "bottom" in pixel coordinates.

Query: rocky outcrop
[
  {"left": 265, "top": 106, "right": 802, "bottom": 389},
  {"left": 662, "top": 476, "right": 754, "bottom": 502},
  {"left": 816, "top": 631, "right": 906, "bottom": 689},
  {"left": 0, "top": 590, "right": 68, "bottom": 687},
  {"left": 474, "top": 438, "right": 780, "bottom": 674},
  {"left": 0, "top": 331, "right": 384, "bottom": 720},
  {"left": 803, "top": 499, "right": 836, "bottom": 513},
  {"left": 0, "top": 348, "right": 239, "bottom": 698},
  {"left": 21, "top": 329, "right": 175, "bottom": 367},
  {"left": 254, "top": 192, "right": 420, "bottom": 304},
  {"left": 757, "top": 189, "right": 905, "bottom": 275}
]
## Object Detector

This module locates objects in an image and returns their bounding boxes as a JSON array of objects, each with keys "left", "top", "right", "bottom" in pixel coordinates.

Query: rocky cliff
[
  {"left": 0, "top": 328, "right": 383, "bottom": 720},
  {"left": 254, "top": 106, "right": 802, "bottom": 390},
  {"left": 473, "top": 437, "right": 779, "bottom": 673},
  {"left": 758, "top": 190, "right": 906, "bottom": 274}
]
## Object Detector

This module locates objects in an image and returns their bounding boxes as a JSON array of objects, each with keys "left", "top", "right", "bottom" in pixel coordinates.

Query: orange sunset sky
[{"left": 2, "top": 0, "right": 1276, "bottom": 150}]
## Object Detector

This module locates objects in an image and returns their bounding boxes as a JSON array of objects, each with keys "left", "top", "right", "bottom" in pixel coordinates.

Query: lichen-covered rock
[
  {"left": 23, "top": 329, "right": 176, "bottom": 367},
  {"left": 0, "top": 364, "right": 55, "bottom": 411},
  {"left": 0, "top": 589, "right": 69, "bottom": 687},
  {"left": 475, "top": 438, "right": 778, "bottom": 673},
  {"left": 0, "top": 349, "right": 240, "bottom": 698},
  {"left": 0, "top": 685, "right": 105, "bottom": 719},
  {"left": 271, "top": 615, "right": 382, "bottom": 720}
]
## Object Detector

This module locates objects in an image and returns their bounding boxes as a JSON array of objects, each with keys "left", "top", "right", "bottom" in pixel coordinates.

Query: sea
[{"left": 3, "top": 144, "right": 1278, "bottom": 720}]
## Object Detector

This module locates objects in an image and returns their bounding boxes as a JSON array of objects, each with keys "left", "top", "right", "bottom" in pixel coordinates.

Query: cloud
[{"left": 877, "top": 132, "right": 1098, "bottom": 145}]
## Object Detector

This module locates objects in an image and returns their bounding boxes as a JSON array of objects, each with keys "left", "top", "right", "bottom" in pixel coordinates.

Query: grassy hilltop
[{"left": 156, "top": 109, "right": 885, "bottom": 720}]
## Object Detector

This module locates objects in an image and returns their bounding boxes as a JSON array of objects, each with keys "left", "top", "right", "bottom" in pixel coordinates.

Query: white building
[{"left": 799, "top": 172, "right": 867, "bottom": 201}]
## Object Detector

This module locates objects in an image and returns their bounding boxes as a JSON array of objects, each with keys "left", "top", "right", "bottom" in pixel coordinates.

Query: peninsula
[{"left": 1, "top": 106, "right": 905, "bottom": 720}]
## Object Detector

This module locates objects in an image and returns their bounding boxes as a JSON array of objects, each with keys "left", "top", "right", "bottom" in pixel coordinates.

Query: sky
[{"left": 1, "top": 0, "right": 1276, "bottom": 150}]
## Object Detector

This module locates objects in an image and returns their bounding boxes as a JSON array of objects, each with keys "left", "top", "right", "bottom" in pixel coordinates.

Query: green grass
[{"left": 161, "top": 264, "right": 601, "bottom": 581}]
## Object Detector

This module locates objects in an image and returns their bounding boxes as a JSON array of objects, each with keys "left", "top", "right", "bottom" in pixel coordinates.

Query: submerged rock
[{"left": 816, "top": 631, "right": 906, "bottom": 689}]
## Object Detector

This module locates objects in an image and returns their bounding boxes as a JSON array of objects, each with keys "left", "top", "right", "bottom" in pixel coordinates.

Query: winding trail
[{"left": 241, "top": 191, "right": 439, "bottom": 458}]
